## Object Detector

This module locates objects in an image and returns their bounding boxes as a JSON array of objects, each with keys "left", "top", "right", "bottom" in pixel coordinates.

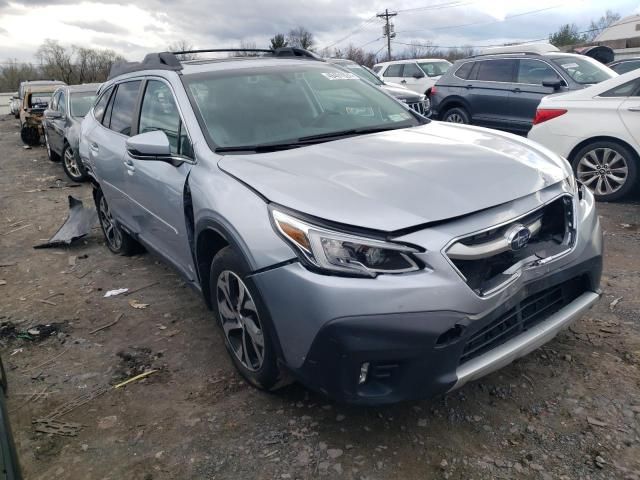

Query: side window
[
  {"left": 372, "top": 66, "right": 383, "bottom": 74},
  {"left": 402, "top": 63, "right": 422, "bottom": 78},
  {"left": 455, "top": 62, "right": 474, "bottom": 80},
  {"left": 611, "top": 61, "right": 640, "bottom": 75},
  {"left": 476, "top": 59, "right": 516, "bottom": 82},
  {"left": 138, "top": 80, "right": 192, "bottom": 157},
  {"left": 58, "top": 91, "right": 67, "bottom": 115},
  {"left": 601, "top": 79, "right": 640, "bottom": 97},
  {"left": 93, "top": 87, "right": 112, "bottom": 123},
  {"left": 383, "top": 64, "right": 403, "bottom": 77},
  {"left": 50, "top": 92, "right": 60, "bottom": 111},
  {"left": 108, "top": 81, "right": 142, "bottom": 136},
  {"left": 517, "top": 60, "right": 560, "bottom": 85}
]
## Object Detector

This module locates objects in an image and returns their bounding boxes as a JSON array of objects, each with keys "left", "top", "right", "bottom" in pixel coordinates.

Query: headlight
[{"left": 271, "top": 209, "right": 421, "bottom": 277}]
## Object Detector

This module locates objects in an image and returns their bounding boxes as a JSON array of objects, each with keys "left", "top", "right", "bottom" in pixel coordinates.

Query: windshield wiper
[
  {"left": 297, "top": 126, "right": 405, "bottom": 142},
  {"left": 215, "top": 126, "right": 408, "bottom": 154}
]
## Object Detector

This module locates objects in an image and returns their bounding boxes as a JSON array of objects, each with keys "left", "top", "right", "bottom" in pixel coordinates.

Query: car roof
[
  {"left": 63, "top": 83, "right": 101, "bottom": 93},
  {"left": 374, "top": 58, "right": 446, "bottom": 66},
  {"left": 21, "top": 80, "right": 66, "bottom": 86}
]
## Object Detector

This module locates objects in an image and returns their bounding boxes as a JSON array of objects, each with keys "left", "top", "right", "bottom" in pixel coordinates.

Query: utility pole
[{"left": 377, "top": 9, "right": 397, "bottom": 61}]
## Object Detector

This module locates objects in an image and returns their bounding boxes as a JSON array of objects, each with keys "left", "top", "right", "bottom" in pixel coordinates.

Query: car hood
[
  {"left": 218, "top": 122, "right": 570, "bottom": 231},
  {"left": 380, "top": 83, "right": 422, "bottom": 101}
]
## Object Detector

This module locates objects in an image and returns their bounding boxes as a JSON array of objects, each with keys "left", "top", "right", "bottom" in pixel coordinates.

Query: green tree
[
  {"left": 269, "top": 33, "right": 288, "bottom": 50},
  {"left": 549, "top": 24, "right": 586, "bottom": 47}
]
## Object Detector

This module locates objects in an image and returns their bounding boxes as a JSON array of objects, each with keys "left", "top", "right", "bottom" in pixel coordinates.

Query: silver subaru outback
[{"left": 80, "top": 48, "right": 602, "bottom": 405}]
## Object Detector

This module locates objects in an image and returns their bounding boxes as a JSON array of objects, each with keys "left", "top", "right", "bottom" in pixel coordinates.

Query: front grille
[
  {"left": 446, "top": 196, "right": 575, "bottom": 296},
  {"left": 459, "top": 275, "right": 587, "bottom": 365},
  {"left": 407, "top": 101, "right": 428, "bottom": 116}
]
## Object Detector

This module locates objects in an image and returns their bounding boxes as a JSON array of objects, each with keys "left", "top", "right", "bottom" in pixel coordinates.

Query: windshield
[
  {"left": 184, "top": 64, "right": 421, "bottom": 151},
  {"left": 551, "top": 56, "right": 616, "bottom": 84},
  {"left": 70, "top": 92, "right": 97, "bottom": 117},
  {"left": 417, "top": 61, "right": 451, "bottom": 77},
  {"left": 29, "top": 94, "right": 52, "bottom": 109},
  {"left": 338, "top": 63, "right": 383, "bottom": 86}
]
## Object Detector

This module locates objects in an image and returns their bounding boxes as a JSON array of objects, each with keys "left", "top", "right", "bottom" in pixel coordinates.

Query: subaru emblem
[{"left": 506, "top": 224, "right": 531, "bottom": 251}]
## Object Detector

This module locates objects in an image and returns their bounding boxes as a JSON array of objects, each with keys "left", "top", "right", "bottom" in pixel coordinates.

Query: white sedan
[{"left": 528, "top": 69, "right": 639, "bottom": 201}]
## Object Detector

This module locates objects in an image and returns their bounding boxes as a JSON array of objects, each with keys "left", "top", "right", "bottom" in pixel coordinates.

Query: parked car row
[{"left": 69, "top": 47, "right": 602, "bottom": 405}]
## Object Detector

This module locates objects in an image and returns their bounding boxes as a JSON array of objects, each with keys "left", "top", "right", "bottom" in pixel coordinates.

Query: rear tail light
[
  {"left": 533, "top": 108, "right": 567, "bottom": 125},
  {"left": 429, "top": 86, "right": 437, "bottom": 96}
]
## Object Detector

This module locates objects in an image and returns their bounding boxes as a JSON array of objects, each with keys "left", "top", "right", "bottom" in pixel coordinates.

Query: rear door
[
  {"left": 617, "top": 78, "right": 640, "bottom": 146},
  {"left": 89, "top": 80, "right": 142, "bottom": 229},
  {"left": 124, "top": 78, "right": 195, "bottom": 278},
  {"left": 511, "top": 59, "right": 566, "bottom": 132},
  {"left": 50, "top": 89, "right": 68, "bottom": 154},
  {"left": 467, "top": 59, "right": 517, "bottom": 129},
  {"left": 381, "top": 64, "right": 404, "bottom": 86}
]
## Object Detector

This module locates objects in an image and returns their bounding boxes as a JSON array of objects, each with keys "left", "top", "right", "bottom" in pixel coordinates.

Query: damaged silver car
[{"left": 80, "top": 48, "right": 602, "bottom": 405}]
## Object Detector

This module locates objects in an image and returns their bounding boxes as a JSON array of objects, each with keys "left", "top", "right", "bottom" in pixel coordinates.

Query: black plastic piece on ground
[{"left": 33, "top": 196, "right": 98, "bottom": 249}]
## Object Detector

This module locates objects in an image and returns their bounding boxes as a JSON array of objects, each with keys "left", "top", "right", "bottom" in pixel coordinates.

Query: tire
[
  {"left": 20, "top": 126, "right": 40, "bottom": 146},
  {"left": 62, "top": 144, "right": 87, "bottom": 182},
  {"left": 44, "top": 131, "right": 60, "bottom": 162},
  {"left": 95, "top": 188, "right": 139, "bottom": 255},
  {"left": 571, "top": 140, "right": 638, "bottom": 202},
  {"left": 209, "top": 246, "right": 285, "bottom": 391},
  {"left": 442, "top": 106, "right": 470, "bottom": 124}
]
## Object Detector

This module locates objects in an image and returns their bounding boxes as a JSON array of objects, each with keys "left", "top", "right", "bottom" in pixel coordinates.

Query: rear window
[
  {"left": 610, "top": 60, "right": 640, "bottom": 75},
  {"left": 107, "top": 81, "right": 141, "bottom": 136},
  {"left": 454, "top": 62, "right": 474, "bottom": 79},
  {"left": 550, "top": 56, "right": 616, "bottom": 85},
  {"left": 93, "top": 86, "right": 113, "bottom": 123},
  {"left": 476, "top": 59, "right": 516, "bottom": 82},
  {"left": 600, "top": 79, "right": 640, "bottom": 97}
]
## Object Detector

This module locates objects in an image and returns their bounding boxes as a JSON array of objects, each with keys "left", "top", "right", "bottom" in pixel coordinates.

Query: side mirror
[
  {"left": 44, "top": 109, "right": 61, "bottom": 119},
  {"left": 542, "top": 78, "right": 562, "bottom": 90},
  {"left": 413, "top": 73, "right": 425, "bottom": 79},
  {"left": 126, "top": 131, "right": 188, "bottom": 166}
]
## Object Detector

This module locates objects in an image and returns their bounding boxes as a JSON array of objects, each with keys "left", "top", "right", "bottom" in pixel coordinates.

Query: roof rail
[
  {"left": 469, "top": 51, "right": 544, "bottom": 58},
  {"left": 107, "top": 47, "right": 323, "bottom": 79}
]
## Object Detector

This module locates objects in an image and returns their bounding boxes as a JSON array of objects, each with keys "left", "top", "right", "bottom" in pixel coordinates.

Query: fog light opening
[{"left": 358, "top": 362, "right": 370, "bottom": 384}]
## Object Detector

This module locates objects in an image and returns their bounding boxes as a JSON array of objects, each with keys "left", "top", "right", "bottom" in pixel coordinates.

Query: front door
[
  {"left": 123, "top": 79, "right": 195, "bottom": 279},
  {"left": 399, "top": 63, "right": 426, "bottom": 94}
]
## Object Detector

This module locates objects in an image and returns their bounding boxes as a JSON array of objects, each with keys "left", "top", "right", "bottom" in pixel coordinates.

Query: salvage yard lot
[{"left": 0, "top": 114, "right": 639, "bottom": 480}]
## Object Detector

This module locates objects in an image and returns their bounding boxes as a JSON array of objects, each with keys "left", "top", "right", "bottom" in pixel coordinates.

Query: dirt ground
[{"left": 0, "top": 115, "right": 639, "bottom": 480}]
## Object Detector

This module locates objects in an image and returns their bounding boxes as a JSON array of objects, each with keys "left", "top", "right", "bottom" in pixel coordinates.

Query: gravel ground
[{"left": 0, "top": 115, "right": 639, "bottom": 480}]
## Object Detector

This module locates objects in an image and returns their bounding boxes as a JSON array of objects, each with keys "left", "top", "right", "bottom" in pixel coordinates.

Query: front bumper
[{"left": 251, "top": 186, "right": 602, "bottom": 404}]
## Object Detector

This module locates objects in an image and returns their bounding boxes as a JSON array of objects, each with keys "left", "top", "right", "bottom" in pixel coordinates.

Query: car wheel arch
[
  {"left": 568, "top": 136, "right": 639, "bottom": 165},
  {"left": 438, "top": 97, "right": 471, "bottom": 119}
]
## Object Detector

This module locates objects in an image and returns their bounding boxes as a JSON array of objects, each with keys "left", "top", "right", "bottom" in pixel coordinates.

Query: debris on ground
[
  {"left": 128, "top": 299, "right": 149, "bottom": 309},
  {"left": 104, "top": 288, "right": 129, "bottom": 298},
  {"left": 25, "top": 323, "right": 64, "bottom": 340},
  {"left": 609, "top": 296, "right": 623, "bottom": 311},
  {"left": 89, "top": 313, "right": 124, "bottom": 335},
  {"left": 33, "top": 419, "right": 83, "bottom": 437},
  {"left": 0, "top": 280, "right": 6, "bottom": 286},
  {"left": 33, "top": 196, "right": 97, "bottom": 249},
  {"left": 113, "top": 347, "right": 159, "bottom": 382},
  {"left": 114, "top": 369, "right": 158, "bottom": 389}
]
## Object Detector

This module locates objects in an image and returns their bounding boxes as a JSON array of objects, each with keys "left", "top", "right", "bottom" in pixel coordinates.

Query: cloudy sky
[{"left": 0, "top": 0, "right": 639, "bottom": 62}]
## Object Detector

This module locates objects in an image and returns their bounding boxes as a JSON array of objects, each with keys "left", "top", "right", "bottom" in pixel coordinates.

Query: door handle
[
  {"left": 513, "top": 87, "right": 521, "bottom": 93},
  {"left": 465, "top": 84, "right": 473, "bottom": 89},
  {"left": 400, "top": 80, "right": 407, "bottom": 84},
  {"left": 627, "top": 106, "right": 640, "bottom": 112},
  {"left": 124, "top": 158, "right": 135, "bottom": 169}
]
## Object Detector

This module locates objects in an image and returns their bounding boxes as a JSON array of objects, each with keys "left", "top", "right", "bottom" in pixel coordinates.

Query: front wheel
[
  {"left": 95, "top": 188, "right": 139, "bottom": 255},
  {"left": 572, "top": 141, "right": 638, "bottom": 202},
  {"left": 210, "top": 247, "right": 285, "bottom": 391},
  {"left": 442, "top": 106, "right": 470, "bottom": 124},
  {"left": 62, "top": 145, "right": 87, "bottom": 182}
]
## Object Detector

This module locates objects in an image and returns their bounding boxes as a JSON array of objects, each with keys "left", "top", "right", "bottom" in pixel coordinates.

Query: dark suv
[{"left": 430, "top": 51, "right": 616, "bottom": 134}]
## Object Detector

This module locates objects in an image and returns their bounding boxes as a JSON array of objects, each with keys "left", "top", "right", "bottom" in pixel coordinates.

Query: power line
[
  {"left": 396, "top": 0, "right": 475, "bottom": 14},
  {"left": 395, "top": 4, "right": 563, "bottom": 34},
  {"left": 322, "top": 15, "right": 379, "bottom": 50}
]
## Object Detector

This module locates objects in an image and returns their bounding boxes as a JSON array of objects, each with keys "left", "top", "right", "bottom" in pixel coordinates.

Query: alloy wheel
[
  {"left": 98, "top": 195, "right": 122, "bottom": 250},
  {"left": 216, "top": 271, "right": 265, "bottom": 372},
  {"left": 446, "top": 113, "right": 464, "bottom": 123},
  {"left": 64, "top": 148, "right": 82, "bottom": 179},
  {"left": 577, "top": 147, "right": 628, "bottom": 197}
]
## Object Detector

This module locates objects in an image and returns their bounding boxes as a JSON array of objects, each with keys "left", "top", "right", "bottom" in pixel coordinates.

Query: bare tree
[
  {"left": 235, "top": 40, "right": 259, "bottom": 57},
  {"left": 287, "top": 27, "right": 314, "bottom": 50},
  {"left": 36, "top": 39, "right": 74, "bottom": 83},
  {"left": 167, "top": 40, "right": 198, "bottom": 60},
  {"left": 0, "top": 59, "right": 42, "bottom": 91},
  {"left": 74, "top": 46, "right": 125, "bottom": 83},
  {"left": 587, "top": 10, "right": 621, "bottom": 41}
]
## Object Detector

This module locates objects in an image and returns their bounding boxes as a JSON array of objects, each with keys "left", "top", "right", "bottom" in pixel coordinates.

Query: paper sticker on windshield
[
  {"left": 389, "top": 113, "right": 411, "bottom": 122},
  {"left": 321, "top": 72, "right": 360, "bottom": 80},
  {"left": 561, "top": 63, "right": 579, "bottom": 69}
]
